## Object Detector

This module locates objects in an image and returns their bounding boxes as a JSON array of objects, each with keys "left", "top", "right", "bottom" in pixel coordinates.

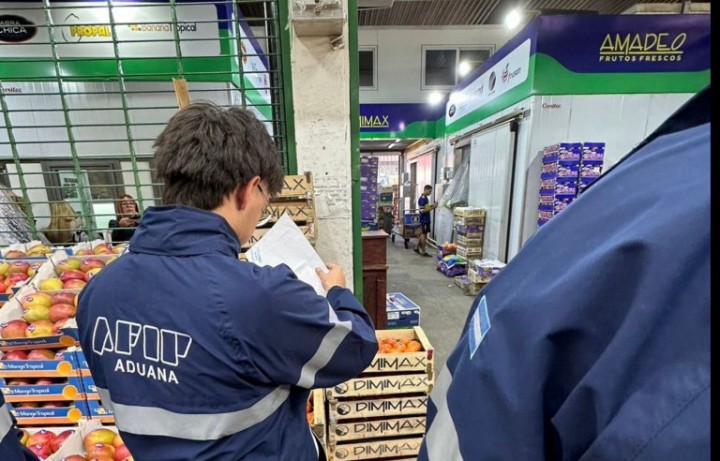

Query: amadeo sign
[
  {"left": 446, "top": 39, "right": 531, "bottom": 125},
  {"left": 0, "top": 2, "right": 220, "bottom": 58}
]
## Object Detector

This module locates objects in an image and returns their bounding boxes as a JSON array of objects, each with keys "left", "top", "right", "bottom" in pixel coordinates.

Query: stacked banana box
[
  {"left": 324, "top": 327, "right": 434, "bottom": 461},
  {"left": 453, "top": 207, "right": 485, "bottom": 261}
]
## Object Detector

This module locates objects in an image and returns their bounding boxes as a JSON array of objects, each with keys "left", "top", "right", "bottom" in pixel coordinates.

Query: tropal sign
[
  {"left": 445, "top": 39, "right": 531, "bottom": 125},
  {"left": 0, "top": 2, "right": 220, "bottom": 58}
]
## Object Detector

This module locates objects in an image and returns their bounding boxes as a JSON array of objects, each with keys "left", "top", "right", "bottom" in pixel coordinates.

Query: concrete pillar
[{"left": 288, "top": 0, "right": 355, "bottom": 288}]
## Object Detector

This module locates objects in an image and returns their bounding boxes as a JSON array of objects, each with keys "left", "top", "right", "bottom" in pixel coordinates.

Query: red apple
[
  {"left": 7, "top": 261, "right": 30, "bottom": 274},
  {"left": 21, "top": 292, "right": 52, "bottom": 309},
  {"left": 6, "top": 378, "right": 32, "bottom": 385},
  {"left": 36, "top": 378, "right": 56, "bottom": 385},
  {"left": 88, "top": 458, "right": 114, "bottom": 461},
  {"left": 18, "top": 401, "right": 40, "bottom": 408},
  {"left": 27, "top": 443, "right": 52, "bottom": 459},
  {"left": 26, "top": 429, "right": 56, "bottom": 447},
  {"left": 53, "top": 320, "right": 68, "bottom": 334},
  {"left": 92, "top": 244, "right": 110, "bottom": 255},
  {"left": 43, "top": 402, "right": 66, "bottom": 408},
  {"left": 4, "top": 251, "right": 27, "bottom": 259},
  {"left": 51, "top": 292, "right": 77, "bottom": 306},
  {"left": 49, "top": 303, "right": 77, "bottom": 323},
  {"left": 60, "top": 270, "right": 87, "bottom": 283},
  {"left": 84, "top": 430, "right": 117, "bottom": 448},
  {"left": 55, "top": 258, "right": 82, "bottom": 274},
  {"left": 6, "top": 272, "right": 29, "bottom": 283},
  {"left": 0, "top": 282, "right": 8, "bottom": 293},
  {"left": 113, "top": 444, "right": 132, "bottom": 461},
  {"left": 26, "top": 320, "right": 54, "bottom": 338},
  {"left": 85, "top": 443, "right": 115, "bottom": 459},
  {"left": 51, "top": 429, "right": 75, "bottom": 453},
  {"left": 79, "top": 258, "right": 105, "bottom": 273},
  {"left": 63, "top": 279, "right": 87, "bottom": 290},
  {"left": 27, "top": 349, "right": 56, "bottom": 361},
  {"left": 74, "top": 249, "right": 93, "bottom": 256},
  {"left": 1, "top": 319, "right": 29, "bottom": 339},
  {"left": 112, "top": 435, "right": 124, "bottom": 449},
  {"left": 2, "top": 349, "right": 29, "bottom": 361},
  {"left": 84, "top": 267, "right": 103, "bottom": 282}
]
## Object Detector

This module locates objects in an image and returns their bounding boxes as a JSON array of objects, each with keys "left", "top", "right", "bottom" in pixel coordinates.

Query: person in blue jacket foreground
[
  {"left": 419, "top": 86, "right": 710, "bottom": 460},
  {"left": 77, "top": 102, "right": 379, "bottom": 460},
  {"left": 1, "top": 394, "right": 39, "bottom": 461}
]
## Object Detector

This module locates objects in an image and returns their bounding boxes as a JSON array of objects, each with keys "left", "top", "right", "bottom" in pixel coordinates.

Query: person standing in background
[
  {"left": 108, "top": 194, "right": 141, "bottom": 242},
  {"left": 415, "top": 184, "right": 437, "bottom": 257}
]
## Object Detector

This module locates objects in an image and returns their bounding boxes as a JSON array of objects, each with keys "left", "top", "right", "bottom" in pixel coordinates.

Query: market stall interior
[{"left": 0, "top": 0, "right": 710, "bottom": 459}]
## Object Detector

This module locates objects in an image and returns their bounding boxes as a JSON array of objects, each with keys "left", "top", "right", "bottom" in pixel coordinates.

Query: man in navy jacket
[
  {"left": 1, "top": 394, "right": 38, "bottom": 460},
  {"left": 77, "top": 102, "right": 378, "bottom": 460},
  {"left": 419, "top": 87, "right": 710, "bottom": 460}
]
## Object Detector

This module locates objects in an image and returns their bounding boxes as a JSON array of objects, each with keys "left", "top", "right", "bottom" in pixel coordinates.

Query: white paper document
[{"left": 246, "top": 213, "right": 327, "bottom": 296}]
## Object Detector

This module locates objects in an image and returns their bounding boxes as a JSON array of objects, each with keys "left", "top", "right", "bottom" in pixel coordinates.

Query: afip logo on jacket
[{"left": 92, "top": 317, "right": 193, "bottom": 385}]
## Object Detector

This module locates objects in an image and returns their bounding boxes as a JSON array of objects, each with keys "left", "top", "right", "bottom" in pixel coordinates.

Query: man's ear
[{"left": 234, "top": 176, "right": 262, "bottom": 211}]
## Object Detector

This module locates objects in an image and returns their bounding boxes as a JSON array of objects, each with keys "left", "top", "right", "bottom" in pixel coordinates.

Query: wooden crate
[
  {"left": 365, "top": 327, "right": 433, "bottom": 374},
  {"left": 454, "top": 276, "right": 484, "bottom": 296},
  {"left": 278, "top": 172, "right": 314, "bottom": 199},
  {"left": 326, "top": 373, "right": 432, "bottom": 400},
  {"left": 457, "top": 246, "right": 482, "bottom": 260},
  {"left": 266, "top": 200, "right": 316, "bottom": 224},
  {"left": 456, "top": 235, "right": 483, "bottom": 248},
  {"left": 310, "top": 388, "right": 327, "bottom": 446},
  {"left": 453, "top": 207, "right": 486, "bottom": 218},
  {"left": 243, "top": 222, "right": 316, "bottom": 249},
  {"left": 328, "top": 415, "right": 426, "bottom": 445},
  {"left": 328, "top": 395, "right": 428, "bottom": 421},
  {"left": 328, "top": 436, "right": 423, "bottom": 461}
]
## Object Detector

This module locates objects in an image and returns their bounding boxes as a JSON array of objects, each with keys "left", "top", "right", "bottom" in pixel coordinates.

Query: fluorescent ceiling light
[
  {"left": 505, "top": 8, "right": 523, "bottom": 30},
  {"left": 427, "top": 91, "right": 444, "bottom": 105},
  {"left": 458, "top": 61, "right": 472, "bottom": 77}
]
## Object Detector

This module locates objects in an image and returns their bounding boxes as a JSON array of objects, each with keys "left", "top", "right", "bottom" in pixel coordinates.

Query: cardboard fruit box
[
  {"left": 1, "top": 375, "right": 86, "bottom": 402},
  {"left": 8, "top": 399, "right": 89, "bottom": 426},
  {"left": 0, "top": 285, "right": 79, "bottom": 350}
]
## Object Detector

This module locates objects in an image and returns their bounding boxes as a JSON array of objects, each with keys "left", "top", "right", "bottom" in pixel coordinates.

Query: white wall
[
  {"left": 517, "top": 93, "right": 692, "bottom": 250},
  {"left": 359, "top": 26, "right": 512, "bottom": 104},
  {"left": 290, "top": 0, "right": 354, "bottom": 288}
]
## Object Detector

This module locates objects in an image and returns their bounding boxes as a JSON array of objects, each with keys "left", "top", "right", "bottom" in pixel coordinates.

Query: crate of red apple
[{"left": 19, "top": 420, "right": 134, "bottom": 461}]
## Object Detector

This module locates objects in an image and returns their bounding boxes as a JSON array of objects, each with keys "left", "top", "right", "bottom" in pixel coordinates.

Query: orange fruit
[{"left": 406, "top": 340, "right": 422, "bottom": 352}]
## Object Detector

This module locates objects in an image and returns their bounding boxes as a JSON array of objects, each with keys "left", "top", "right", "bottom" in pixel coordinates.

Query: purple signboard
[{"left": 535, "top": 14, "right": 710, "bottom": 73}]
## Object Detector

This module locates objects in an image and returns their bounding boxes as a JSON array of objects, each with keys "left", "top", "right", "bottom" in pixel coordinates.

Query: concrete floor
[{"left": 385, "top": 238, "right": 474, "bottom": 371}]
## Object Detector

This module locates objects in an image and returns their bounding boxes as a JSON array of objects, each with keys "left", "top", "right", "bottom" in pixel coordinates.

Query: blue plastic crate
[{"left": 404, "top": 212, "right": 421, "bottom": 225}]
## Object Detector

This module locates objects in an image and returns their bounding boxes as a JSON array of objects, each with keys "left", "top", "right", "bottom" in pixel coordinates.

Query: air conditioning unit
[{"left": 359, "top": 0, "right": 395, "bottom": 8}]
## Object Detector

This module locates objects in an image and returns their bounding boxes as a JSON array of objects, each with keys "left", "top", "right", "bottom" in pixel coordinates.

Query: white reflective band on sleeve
[
  {"left": 97, "top": 387, "right": 115, "bottom": 413},
  {"left": 100, "top": 385, "right": 290, "bottom": 440},
  {"left": 296, "top": 301, "right": 353, "bottom": 389},
  {"left": 0, "top": 406, "right": 13, "bottom": 442},
  {"left": 423, "top": 365, "right": 464, "bottom": 461}
]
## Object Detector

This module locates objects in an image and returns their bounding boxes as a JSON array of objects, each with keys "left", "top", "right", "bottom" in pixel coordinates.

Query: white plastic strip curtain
[
  {"left": 0, "top": 0, "right": 290, "bottom": 245},
  {"left": 467, "top": 123, "right": 514, "bottom": 262}
]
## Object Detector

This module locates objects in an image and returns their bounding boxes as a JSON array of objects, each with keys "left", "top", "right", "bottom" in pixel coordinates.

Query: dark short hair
[
  {"left": 424, "top": 185, "right": 433, "bottom": 191},
  {"left": 153, "top": 101, "right": 284, "bottom": 210}
]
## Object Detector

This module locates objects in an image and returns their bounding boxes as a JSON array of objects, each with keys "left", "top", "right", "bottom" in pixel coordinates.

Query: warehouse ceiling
[
  {"left": 361, "top": 139, "right": 419, "bottom": 152},
  {"left": 237, "top": 1, "right": 705, "bottom": 27},
  {"left": 357, "top": 0, "right": 694, "bottom": 26}
]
